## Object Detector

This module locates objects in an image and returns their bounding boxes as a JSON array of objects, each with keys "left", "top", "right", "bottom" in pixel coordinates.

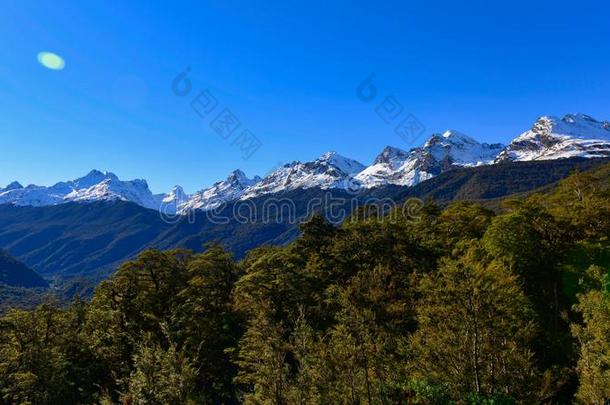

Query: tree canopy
[{"left": 1, "top": 164, "right": 609, "bottom": 404}]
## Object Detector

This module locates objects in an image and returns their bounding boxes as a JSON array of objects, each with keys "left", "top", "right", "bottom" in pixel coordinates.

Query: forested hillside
[
  {"left": 0, "top": 157, "right": 606, "bottom": 281},
  {"left": 0, "top": 251, "right": 50, "bottom": 314},
  {"left": 0, "top": 249, "right": 47, "bottom": 288},
  {"left": 0, "top": 163, "right": 608, "bottom": 404}
]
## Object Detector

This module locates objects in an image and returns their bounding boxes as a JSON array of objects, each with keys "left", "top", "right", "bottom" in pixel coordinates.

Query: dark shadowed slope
[
  {"left": 381, "top": 157, "right": 609, "bottom": 202},
  {"left": 0, "top": 200, "right": 170, "bottom": 279},
  {"left": 0, "top": 249, "right": 48, "bottom": 288}
]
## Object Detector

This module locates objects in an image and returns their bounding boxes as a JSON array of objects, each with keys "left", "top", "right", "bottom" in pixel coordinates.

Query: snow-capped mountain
[
  {"left": 2, "top": 113, "right": 609, "bottom": 213},
  {"left": 0, "top": 170, "right": 160, "bottom": 209},
  {"left": 177, "top": 170, "right": 261, "bottom": 213},
  {"left": 495, "top": 114, "right": 610, "bottom": 162},
  {"left": 354, "top": 146, "right": 413, "bottom": 188},
  {"left": 0, "top": 182, "right": 23, "bottom": 193},
  {"left": 64, "top": 174, "right": 160, "bottom": 209},
  {"left": 356, "top": 130, "right": 504, "bottom": 187},
  {"left": 240, "top": 151, "right": 366, "bottom": 199},
  {"left": 157, "top": 185, "right": 188, "bottom": 215}
]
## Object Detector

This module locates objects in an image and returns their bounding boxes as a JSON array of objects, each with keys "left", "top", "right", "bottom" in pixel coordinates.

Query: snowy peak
[
  {"left": 314, "top": 151, "right": 366, "bottom": 175},
  {"left": 156, "top": 185, "right": 188, "bottom": 215},
  {"left": 519, "top": 114, "right": 610, "bottom": 141},
  {"left": 2, "top": 112, "right": 609, "bottom": 213},
  {"left": 422, "top": 130, "right": 504, "bottom": 167},
  {"left": 226, "top": 169, "right": 261, "bottom": 188},
  {"left": 0, "top": 170, "right": 158, "bottom": 209},
  {"left": 177, "top": 170, "right": 261, "bottom": 213},
  {"left": 356, "top": 130, "right": 504, "bottom": 188},
  {"left": 65, "top": 176, "right": 158, "bottom": 209},
  {"left": 239, "top": 162, "right": 301, "bottom": 199},
  {"left": 553, "top": 113, "right": 610, "bottom": 139},
  {"left": 164, "top": 185, "right": 187, "bottom": 203},
  {"left": 241, "top": 152, "right": 366, "bottom": 199},
  {"left": 373, "top": 146, "right": 410, "bottom": 166},
  {"left": 72, "top": 170, "right": 119, "bottom": 189},
  {"left": 356, "top": 146, "right": 413, "bottom": 188},
  {"left": 425, "top": 129, "right": 478, "bottom": 148},
  {"left": 496, "top": 113, "right": 610, "bottom": 162},
  {"left": 1, "top": 181, "right": 23, "bottom": 192}
]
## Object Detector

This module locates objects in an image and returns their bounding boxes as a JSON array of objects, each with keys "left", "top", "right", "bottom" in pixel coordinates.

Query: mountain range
[
  {"left": 1, "top": 156, "right": 608, "bottom": 282},
  {"left": 2, "top": 113, "right": 609, "bottom": 215}
]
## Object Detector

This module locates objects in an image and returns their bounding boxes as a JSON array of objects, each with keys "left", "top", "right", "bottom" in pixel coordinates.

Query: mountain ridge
[
  {"left": 1, "top": 157, "right": 607, "bottom": 280},
  {"left": 2, "top": 113, "right": 609, "bottom": 213}
]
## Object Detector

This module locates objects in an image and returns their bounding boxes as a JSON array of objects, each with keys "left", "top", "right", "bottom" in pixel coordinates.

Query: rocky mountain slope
[
  {"left": 2, "top": 113, "right": 608, "bottom": 213},
  {"left": 355, "top": 130, "right": 504, "bottom": 188},
  {"left": 178, "top": 170, "right": 261, "bottom": 214},
  {"left": 240, "top": 151, "right": 366, "bottom": 199},
  {"left": 0, "top": 170, "right": 160, "bottom": 209},
  {"left": 1, "top": 157, "right": 606, "bottom": 280},
  {"left": 496, "top": 113, "right": 610, "bottom": 162}
]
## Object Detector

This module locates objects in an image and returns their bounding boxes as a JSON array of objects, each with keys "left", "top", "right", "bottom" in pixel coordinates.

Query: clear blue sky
[{"left": 1, "top": 0, "right": 609, "bottom": 193}]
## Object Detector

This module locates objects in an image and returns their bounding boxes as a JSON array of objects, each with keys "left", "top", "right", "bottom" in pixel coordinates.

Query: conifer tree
[
  {"left": 409, "top": 242, "right": 538, "bottom": 402},
  {"left": 572, "top": 265, "right": 610, "bottom": 404}
]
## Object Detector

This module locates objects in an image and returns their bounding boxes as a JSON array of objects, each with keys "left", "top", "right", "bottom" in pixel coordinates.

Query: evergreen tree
[
  {"left": 235, "top": 300, "right": 290, "bottom": 404},
  {"left": 409, "top": 242, "right": 538, "bottom": 402},
  {"left": 572, "top": 265, "right": 610, "bottom": 404},
  {"left": 1, "top": 164, "right": 609, "bottom": 404},
  {"left": 0, "top": 301, "right": 101, "bottom": 404},
  {"left": 123, "top": 332, "right": 197, "bottom": 405},
  {"left": 175, "top": 245, "right": 241, "bottom": 403}
]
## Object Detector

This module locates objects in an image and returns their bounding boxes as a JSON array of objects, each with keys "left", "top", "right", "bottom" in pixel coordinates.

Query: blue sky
[{"left": 1, "top": 0, "right": 609, "bottom": 193}]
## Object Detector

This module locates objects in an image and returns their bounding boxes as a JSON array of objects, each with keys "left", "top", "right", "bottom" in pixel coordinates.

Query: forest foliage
[
  {"left": 0, "top": 250, "right": 47, "bottom": 289},
  {"left": 0, "top": 164, "right": 609, "bottom": 404}
]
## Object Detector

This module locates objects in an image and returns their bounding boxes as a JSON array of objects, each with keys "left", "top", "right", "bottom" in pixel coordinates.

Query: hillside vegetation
[
  {"left": 0, "top": 163, "right": 609, "bottom": 404},
  {"left": 0, "top": 249, "right": 47, "bottom": 288},
  {"left": 0, "top": 157, "right": 606, "bottom": 280}
]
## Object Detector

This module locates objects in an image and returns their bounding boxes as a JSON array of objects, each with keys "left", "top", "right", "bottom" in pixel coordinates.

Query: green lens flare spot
[{"left": 37, "top": 51, "right": 65, "bottom": 70}]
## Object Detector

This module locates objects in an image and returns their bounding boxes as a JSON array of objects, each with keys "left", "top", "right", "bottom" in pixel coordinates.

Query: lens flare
[{"left": 37, "top": 51, "right": 65, "bottom": 70}]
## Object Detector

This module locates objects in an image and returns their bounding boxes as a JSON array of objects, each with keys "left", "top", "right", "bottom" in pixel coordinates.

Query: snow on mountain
[
  {"left": 156, "top": 185, "right": 188, "bottom": 215},
  {"left": 0, "top": 181, "right": 23, "bottom": 192},
  {"left": 161, "top": 185, "right": 188, "bottom": 205},
  {"left": 355, "top": 130, "right": 504, "bottom": 188},
  {"left": 2, "top": 113, "right": 609, "bottom": 213},
  {"left": 0, "top": 186, "right": 60, "bottom": 207},
  {"left": 240, "top": 151, "right": 366, "bottom": 199},
  {"left": 424, "top": 130, "right": 504, "bottom": 167},
  {"left": 354, "top": 146, "right": 413, "bottom": 187},
  {"left": 0, "top": 182, "right": 69, "bottom": 207},
  {"left": 0, "top": 170, "right": 159, "bottom": 209},
  {"left": 178, "top": 170, "right": 261, "bottom": 213},
  {"left": 65, "top": 177, "right": 160, "bottom": 210},
  {"left": 495, "top": 114, "right": 610, "bottom": 162}
]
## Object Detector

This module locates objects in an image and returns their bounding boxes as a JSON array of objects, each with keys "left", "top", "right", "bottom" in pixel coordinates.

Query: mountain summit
[
  {"left": 1, "top": 182, "right": 23, "bottom": 192},
  {"left": 240, "top": 151, "right": 365, "bottom": 199},
  {"left": 355, "top": 130, "right": 504, "bottom": 187},
  {"left": 177, "top": 169, "right": 261, "bottom": 213},
  {"left": 1, "top": 113, "right": 608, "bottom": 213},
  {"left": 496, "top": 113, "right": 610, "bottom": 162},
  {"left": 0, "top": 171, "right": 159, "bottom": 209}
]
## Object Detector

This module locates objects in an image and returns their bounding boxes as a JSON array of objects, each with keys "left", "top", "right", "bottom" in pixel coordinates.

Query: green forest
[{"left": 1, "top": 164, "right": 609, "bottom": 404}]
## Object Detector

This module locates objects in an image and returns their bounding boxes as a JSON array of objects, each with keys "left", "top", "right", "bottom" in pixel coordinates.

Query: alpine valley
[{"left": 1, "top": 113, "right": 609, "bottom": 285}]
